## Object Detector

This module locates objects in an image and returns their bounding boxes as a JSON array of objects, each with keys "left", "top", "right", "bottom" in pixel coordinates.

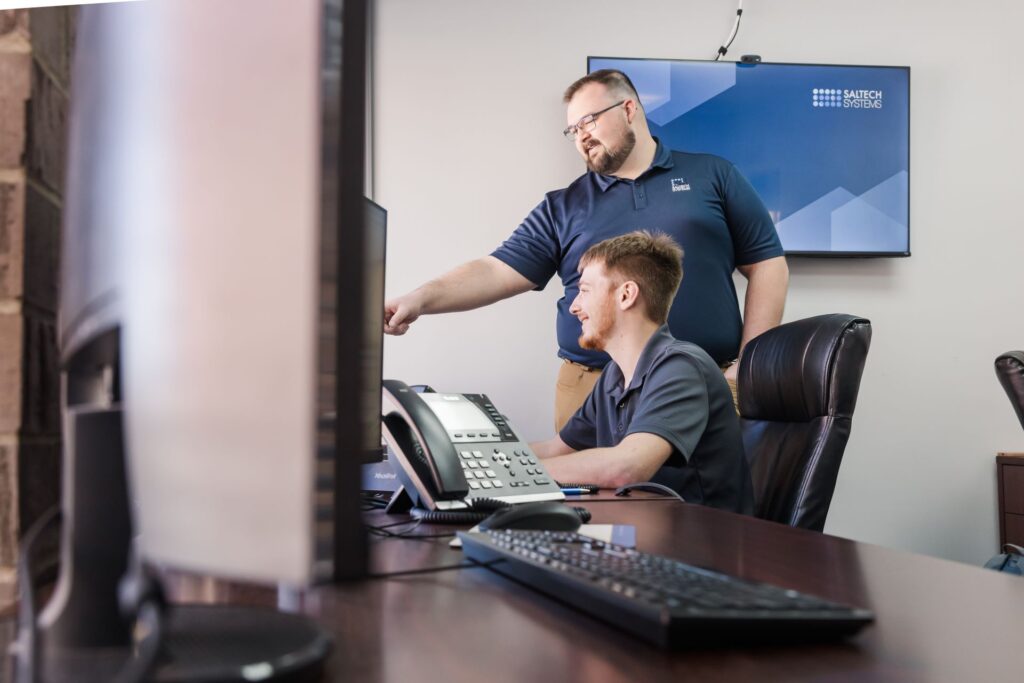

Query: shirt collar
[
  {"left": 592, "top": 137, "right": 675, "bottom": 193},
  {"left": 607, "top": 324, "right": 675, "bottom": 402}
]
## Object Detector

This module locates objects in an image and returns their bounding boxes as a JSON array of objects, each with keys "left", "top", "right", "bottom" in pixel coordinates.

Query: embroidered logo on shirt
[{"left": 671, "top": 178, "right": 690, "bottom": 192}]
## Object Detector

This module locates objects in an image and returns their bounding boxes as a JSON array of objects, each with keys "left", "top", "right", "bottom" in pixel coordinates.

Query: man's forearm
[
  {"left": 737, "top": 256, "right": 789, "bottom": 352},
  {"left": 542, "top": 433, "right": 672, "bottom": 488},
  {"left": 531, "top": 436, "right": 575, "bottom": 460},
  {"left": 416, "top": 256, "right": 535, "bottom": 314}
]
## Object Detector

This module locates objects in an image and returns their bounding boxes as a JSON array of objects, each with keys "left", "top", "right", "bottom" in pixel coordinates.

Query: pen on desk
[{"left": 561, "top": 487, "right": 597, "bottom": 495}]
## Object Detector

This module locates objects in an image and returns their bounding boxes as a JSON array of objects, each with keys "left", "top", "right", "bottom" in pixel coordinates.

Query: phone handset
[{"left": 382, "top": 379, "right": 468, "bottom": 509}]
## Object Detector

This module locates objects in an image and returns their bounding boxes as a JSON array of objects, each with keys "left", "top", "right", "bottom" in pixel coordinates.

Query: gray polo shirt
[{"left": 559, "top": 325, "right": 753, "bottom": 514}]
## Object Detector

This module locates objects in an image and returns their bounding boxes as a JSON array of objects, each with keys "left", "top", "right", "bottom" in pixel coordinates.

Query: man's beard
[
  {"left": 578, "top": 311, "right": 614, "bottom": 351},
  {"left": 584, "top": 128, "right": 636, "bottom": 175}
]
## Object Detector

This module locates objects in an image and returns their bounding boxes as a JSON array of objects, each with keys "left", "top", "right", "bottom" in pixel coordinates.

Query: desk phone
[{"left": 381, "top": 380, "right": 564, "bottom": 511}]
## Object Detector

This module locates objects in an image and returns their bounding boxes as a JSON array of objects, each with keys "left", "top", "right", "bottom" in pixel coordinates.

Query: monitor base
[{"left": 39, "top": 604, "right": 331, "bottom": 683}]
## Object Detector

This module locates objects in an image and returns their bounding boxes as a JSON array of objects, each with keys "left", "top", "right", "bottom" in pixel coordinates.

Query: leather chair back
[
  {"left": 995, "top": 351, "right": 1024, "bottom": 431},
  {"left": 738, "top": 314, "right": 871, "bottom": 531}
]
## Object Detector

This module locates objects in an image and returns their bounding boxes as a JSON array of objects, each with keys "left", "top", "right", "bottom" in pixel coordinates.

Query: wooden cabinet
[{"left": 997, "top": 453, "right": 1024, "bottom": 547}]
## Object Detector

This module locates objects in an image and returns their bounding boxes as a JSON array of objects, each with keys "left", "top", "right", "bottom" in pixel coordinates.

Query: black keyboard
[{"left": 459, "top": 529, "right": 874, "bottom": 648}]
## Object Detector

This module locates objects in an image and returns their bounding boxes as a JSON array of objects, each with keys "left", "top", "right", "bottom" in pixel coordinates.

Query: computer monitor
[
  {"left": 100, "top": 0, "right": 370, "bottom": 587},
  {"left": 588, "top": 57, "right": 911, "bottom": 257},
  {"left": 363, "top": 200, "right": 388, "bottom": 464},
  {"left": 24, "top": 0, "right": 375, "bottom": 679}
]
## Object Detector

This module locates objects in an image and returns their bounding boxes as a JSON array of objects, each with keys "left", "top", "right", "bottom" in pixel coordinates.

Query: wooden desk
[
  {"left": 293, "top": 498, "right": 1023, "bottom": 682},
  {"left": 5, "top": 497, "right": 1023, "bottom": 682}
]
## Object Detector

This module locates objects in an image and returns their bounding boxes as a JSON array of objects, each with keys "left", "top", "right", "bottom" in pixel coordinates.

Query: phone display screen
[{"left": 420, "top": 394, "right": 495, "bottom": 433}]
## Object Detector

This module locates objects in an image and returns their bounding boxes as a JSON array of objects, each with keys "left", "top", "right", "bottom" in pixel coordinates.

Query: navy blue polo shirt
[
  {"left": 491, "top": 140, "right": 783, "bottom": 367},
  {"left": 559, "top": 325, "right": 753, "bottom": 514}
]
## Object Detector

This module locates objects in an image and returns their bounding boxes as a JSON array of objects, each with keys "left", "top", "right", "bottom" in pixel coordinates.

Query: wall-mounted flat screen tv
[{"left": 588, "top": 57, "right": 911, "bottom": 257}]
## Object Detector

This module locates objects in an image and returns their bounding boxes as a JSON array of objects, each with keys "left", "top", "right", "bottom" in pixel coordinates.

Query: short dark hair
[
  {"left": 579, "top": 231, "right": 684, "bottom": 324},
  {"left": 563, "top": 69, "right": 642, "bottom": 108}
]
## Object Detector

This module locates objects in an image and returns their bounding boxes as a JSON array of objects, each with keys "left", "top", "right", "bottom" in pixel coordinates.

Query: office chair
[
  {"left": 995, "top": 351, "right": 1024, "bottom": 431},
  {"left": 738, "top": 314, "right": 872, "bottom": 532}
]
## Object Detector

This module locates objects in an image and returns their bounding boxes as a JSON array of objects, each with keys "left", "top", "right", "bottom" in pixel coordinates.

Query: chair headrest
[
  {"left": 738, "top": 314, "right": 872, "bottom": 422},
  {"left": 995, "top": 351, "right": 1024, "bottom": 431}
]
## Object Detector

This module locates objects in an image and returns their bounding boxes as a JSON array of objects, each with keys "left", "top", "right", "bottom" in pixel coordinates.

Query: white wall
[{"left": 375, "top": 0, "right": 1024, "bottom": 565}]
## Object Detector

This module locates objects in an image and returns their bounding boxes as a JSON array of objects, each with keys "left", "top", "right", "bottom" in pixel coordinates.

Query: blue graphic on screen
[{"left": 589, "top": 58, "right": 910, "bottom": 255}]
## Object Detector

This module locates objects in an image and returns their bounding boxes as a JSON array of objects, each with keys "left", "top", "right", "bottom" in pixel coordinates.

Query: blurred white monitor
[{"left": 60, "top": 0, "right": 371, "bottom": 587}]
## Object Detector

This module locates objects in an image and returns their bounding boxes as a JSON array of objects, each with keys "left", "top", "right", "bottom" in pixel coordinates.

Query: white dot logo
[{"left": 812, "top": 87, "right": 846, "bottom": 109}]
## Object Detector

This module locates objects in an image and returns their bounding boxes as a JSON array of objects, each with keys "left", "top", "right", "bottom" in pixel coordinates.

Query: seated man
[{"left": 532, "top": 231, "right": 753, "bottom": 513}]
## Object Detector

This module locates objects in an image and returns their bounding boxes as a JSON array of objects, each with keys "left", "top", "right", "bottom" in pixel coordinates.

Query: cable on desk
[
  {"left": 366, "top": 558, "right": 504, "bottom": 580},
  {"left": 360, "top": 491, "right": 391, "bottom": 511},
  {"left": 365, "top": 518, "right": 459, "bottom": 540},
  {"left": 366, "top": 518, "right": 423, "bottom": 536}
]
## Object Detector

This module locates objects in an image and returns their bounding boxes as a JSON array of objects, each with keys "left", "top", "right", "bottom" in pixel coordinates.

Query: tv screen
[{"left": 588, "top": 57, "right": 910, "bottom": 257}]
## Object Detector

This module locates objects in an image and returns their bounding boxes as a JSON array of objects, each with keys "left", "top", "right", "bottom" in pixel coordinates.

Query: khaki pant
[
  {"left": 725, "top": 375, "right": 739, "bottom": 414},
  {"left": 554, "top": 360, "right": 603, "bottom": 432},
  {"left": 553, "top": 358, "right": 740, "bottom": 432}
]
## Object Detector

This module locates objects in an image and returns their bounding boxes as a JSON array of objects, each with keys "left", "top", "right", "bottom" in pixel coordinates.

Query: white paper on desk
[{"left": 449, "top": 524, "right": 636, "bottom": 549}]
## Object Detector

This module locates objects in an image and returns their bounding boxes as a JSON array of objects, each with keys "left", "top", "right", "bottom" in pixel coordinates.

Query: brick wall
[{"left": 0, "top": 7, "right": 76, "bottom": 605}]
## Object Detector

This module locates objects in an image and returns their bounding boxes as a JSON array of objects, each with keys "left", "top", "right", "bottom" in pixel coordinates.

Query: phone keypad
[{"left": 459, "top": 446, "right": 558, "bottom": 500}]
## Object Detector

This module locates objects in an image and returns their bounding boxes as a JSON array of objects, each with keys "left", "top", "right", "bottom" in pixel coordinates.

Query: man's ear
[
  {"left": 624, "top": 98, "right": 637, "bottom": 124},
  {"left": 617, "top": 281, "right": 640, "bottom": 311}
]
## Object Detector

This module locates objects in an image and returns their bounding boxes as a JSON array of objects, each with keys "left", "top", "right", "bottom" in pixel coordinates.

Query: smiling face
[
  {"left": 569, "top": 261, "right": 620, "bottom": 351},
  {"left": 566, "top": 83, "right": 636, "bottom": 175}
]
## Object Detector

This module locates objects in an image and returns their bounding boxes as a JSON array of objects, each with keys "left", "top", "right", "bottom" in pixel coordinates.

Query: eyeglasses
[{"left": 562, "top": 100, "right": 626, "bottom": 140}]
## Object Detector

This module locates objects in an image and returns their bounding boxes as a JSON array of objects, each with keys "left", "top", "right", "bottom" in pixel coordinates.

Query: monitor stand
[{"left": 15, "top": 405, "right": 332, "bottom": 683}]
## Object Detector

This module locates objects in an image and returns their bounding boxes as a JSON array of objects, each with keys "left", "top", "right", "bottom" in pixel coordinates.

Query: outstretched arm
[{"left": 384, "top": 256, "right": 536, "bottom": 335}]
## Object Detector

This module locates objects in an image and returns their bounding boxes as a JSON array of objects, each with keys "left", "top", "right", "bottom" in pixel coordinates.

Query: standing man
[
  {"left": 531, "top": 231, "right": 752, "bottom": 513},
  {"left": 384, "top": 69, "right": 788, "bottom": 428}
]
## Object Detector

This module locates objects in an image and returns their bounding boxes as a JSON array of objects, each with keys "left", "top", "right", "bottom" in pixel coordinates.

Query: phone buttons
[
  {"left": 492, "top": 480, "right": 504, "bottom": 488},
  {"left": 481, "top": 481, "right": 494, "bottom": 489},
  {"left": 469, "top": 482, "right": 481, "bottom": 490}
]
